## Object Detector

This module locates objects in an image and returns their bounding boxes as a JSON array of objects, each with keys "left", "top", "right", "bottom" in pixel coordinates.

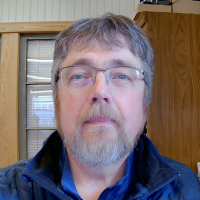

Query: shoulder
[
  {"left": 163, "top": 156, "right": 198, "bottom": 179},
  {"left": 162, "top": 156, "right": 200, "bottom": 198},
  {"left": 0, "top": 160, "right": 33, "bottom": 199},
  {"left": 0, "top": 160, "right": 28, "bottom": 182}
]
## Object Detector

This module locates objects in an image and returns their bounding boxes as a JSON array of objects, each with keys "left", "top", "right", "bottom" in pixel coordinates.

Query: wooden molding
[
  {"left": 0, "top": 21, "right": 73, "bottom": 34},
  {"left": 0, "top": 33, "right": 20, "bottom": 167},
  {"left": 134, "top": 11, "right": 148, "bottom": 28}
]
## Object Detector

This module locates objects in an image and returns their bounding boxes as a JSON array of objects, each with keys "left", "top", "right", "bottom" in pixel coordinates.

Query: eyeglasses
[{"left": 57, "top": 66, "right": 144, "bottom": 91}]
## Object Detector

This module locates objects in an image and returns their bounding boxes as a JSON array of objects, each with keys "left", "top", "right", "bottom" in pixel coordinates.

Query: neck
[{"left": 67, "top": 150, "right": 129, "bottom": 200}]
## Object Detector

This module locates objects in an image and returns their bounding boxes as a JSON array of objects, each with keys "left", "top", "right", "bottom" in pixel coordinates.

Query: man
[{"left": 0, "top": 13, "right": 199, "bottom": 200}]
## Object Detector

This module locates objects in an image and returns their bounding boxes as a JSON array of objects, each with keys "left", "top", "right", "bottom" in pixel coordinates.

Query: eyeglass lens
[{"left": 60, "top": 66, "right": 144, "bottom": 91}]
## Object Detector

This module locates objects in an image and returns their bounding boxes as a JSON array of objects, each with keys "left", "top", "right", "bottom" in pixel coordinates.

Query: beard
[{"left": 58, "top": 104, "right": 140, "bottom": 169}]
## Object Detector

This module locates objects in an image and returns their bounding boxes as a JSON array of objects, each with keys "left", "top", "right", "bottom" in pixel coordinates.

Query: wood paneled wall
[
  {"left": 0, "top": 0, "right": 137, "bottom": 22},
  {"left": 1, "top": 12, "right": 200, "bottom": 172},
  {"left": 136, "top": 12, "right": 200, "bottom": 172}
]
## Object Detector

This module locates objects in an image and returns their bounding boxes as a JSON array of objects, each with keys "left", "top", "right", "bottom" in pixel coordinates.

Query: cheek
[
  {"left": 59, "top": 93, "right": 79, "bottom": 119},
  {"left": 117, "top": 90, "right": 145, "bottom": 132},
  {"left": 57, "top": 89, "right": 85, "bottom": 133}
]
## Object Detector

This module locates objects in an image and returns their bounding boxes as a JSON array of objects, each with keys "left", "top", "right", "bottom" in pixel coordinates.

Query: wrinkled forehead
[
  {"left": 60, "top": 39, "right": 142, "bottom": 70},
  {"left": 68, "top": 33, "right": 132, "bottom": 54}
]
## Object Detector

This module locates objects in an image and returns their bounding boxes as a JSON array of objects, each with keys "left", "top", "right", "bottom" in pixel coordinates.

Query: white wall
[{"left": 0, "top": 0, "right": 139, "bottom": 22}]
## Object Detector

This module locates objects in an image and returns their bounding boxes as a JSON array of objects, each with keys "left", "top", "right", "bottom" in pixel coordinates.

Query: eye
[
  {"left": 117, "top": 74, "right": 129, "bottom": 80},
  {"left": 71, "top": 74, "right": 85, "bottom": 80},
  {"left": 111, "top": 73, "right": 130, "bottom": 81}
]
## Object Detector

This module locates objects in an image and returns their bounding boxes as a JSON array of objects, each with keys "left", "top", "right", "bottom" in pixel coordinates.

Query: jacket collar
[
  {"left": 22, "top": 131, "right": 68, "bottom": 199},
  {"left": 129, "top": 134, "right": 180, "bottom": 198},
  {"left": 22, "top": 131, "right": 180, "bottom": 199}
]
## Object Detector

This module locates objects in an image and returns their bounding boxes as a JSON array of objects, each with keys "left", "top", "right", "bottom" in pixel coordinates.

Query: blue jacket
[{"left": 0, "top": 131, "right": 200, "bottom": 200}]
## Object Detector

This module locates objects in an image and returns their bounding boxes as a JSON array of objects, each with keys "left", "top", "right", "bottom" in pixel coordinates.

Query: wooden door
[{"left": 135, "top": 12, "right": 200, "bottom": 172}]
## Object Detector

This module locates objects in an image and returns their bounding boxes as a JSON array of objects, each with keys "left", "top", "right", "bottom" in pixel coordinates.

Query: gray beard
[
  {"left": 61, "top": 104, "right": 138, "bottom": 169},
  {"left": 64, "top": 126, "right": 136, "bottom": 169}
]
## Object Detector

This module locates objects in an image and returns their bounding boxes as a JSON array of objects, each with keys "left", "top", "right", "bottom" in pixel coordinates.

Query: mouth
[{"left": 85, "top": 117, "right": 115, "bottom": 124}]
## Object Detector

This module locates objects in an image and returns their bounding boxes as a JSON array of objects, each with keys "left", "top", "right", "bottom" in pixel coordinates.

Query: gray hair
[{"left": 51, "top": 12, "right": 154, "bottom": 110}]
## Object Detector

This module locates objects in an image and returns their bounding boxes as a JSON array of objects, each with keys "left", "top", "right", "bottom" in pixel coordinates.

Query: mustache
[{"left": 76, "top": 104, "right": 124, "bottom": 127}]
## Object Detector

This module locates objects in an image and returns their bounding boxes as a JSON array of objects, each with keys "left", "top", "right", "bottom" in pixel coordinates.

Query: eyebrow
[
  {"left": 69, "top": 58, "right": 135, "bottom": 68},
  {"left": 109, "top": 59, "right": 134, "bottom": 67},
  {"left": 70, "top": 58, "right": 94, "bottom": 67}
]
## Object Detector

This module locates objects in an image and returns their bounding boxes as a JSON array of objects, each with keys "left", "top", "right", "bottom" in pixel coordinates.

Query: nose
[{"left": 88, "top": 72, "right": 111, "bottom": 105}]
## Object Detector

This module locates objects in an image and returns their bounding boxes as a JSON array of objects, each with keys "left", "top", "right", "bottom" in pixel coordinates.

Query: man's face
[{"left": 56, "top": 42, "right": 146, "bottom": 168}]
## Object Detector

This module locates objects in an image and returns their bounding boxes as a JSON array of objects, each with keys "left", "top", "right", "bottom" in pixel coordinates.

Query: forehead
[{"left": 61, "top": 41, "right": 141, "bottom": 69}]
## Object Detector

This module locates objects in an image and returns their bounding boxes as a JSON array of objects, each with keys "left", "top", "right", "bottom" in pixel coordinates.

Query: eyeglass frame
[{"left": 56, "top": 65, "right": 145, "bottom": 89}]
